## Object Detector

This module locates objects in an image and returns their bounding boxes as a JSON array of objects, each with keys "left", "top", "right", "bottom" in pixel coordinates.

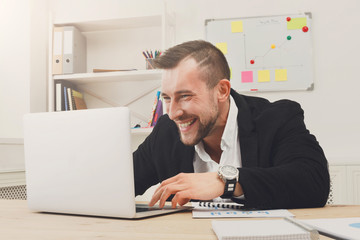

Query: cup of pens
[
  {"left": 143, "top": 50, "right": 162, "bottom": 70},
  {"left": 146, "top": 58, "right": 155, "bottom": 69}
]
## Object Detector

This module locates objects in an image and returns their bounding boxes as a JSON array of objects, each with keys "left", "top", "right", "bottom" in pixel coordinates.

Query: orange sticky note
[
  {"left": 258, "top": 70, "right": 270, "bottom": 82},
  {"left": 216, "top": 42, "right": 228, "bottom": 54},
  {"left": 231, "top": 21, "right": 243, "bottom": 33},
  {"left": 275, "top": 69, "right": 287, "bottom": 81}
]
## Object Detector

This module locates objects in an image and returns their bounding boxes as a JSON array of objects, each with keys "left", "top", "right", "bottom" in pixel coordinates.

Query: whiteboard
[{"left": 205, "top": 13, "right": 313, "bottom": 92}]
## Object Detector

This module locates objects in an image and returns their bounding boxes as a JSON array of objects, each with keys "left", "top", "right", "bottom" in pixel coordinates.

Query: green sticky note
[
  {"left": 275, "top": 69, "right": 287, "bottom": 81},
  {"left": 231, "top": 21, "right": 243, "bottom": 33},
  {"left": 216, "top": 42, "right": 228, "bottom": 54},
  {"left": 287, "top": 17, "right": 307, "bottom": 30},
  {"left": 258, "top": 70, "right": 270, "bottom": 82}
]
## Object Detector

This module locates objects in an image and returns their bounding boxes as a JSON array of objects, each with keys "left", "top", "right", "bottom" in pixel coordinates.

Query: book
[
  {"left": 72, "top": 89, "right": 87, "bottom": 110},
  {"left": 55, "top": 80, "right": 74, "bottom": 111},
  {"left": 212, "top": 218, "right": 319, "bottom": 240},
  {"left": 151, "top": 98, "right": 163, "bottom": 126},
  {"left": 67, "top": 87, "right": 75, "bottom": 110},
  {"left": 147, "top": 91, "right": 161, "bottom": 127},
  {"left": 54, "top": 80, "right": 86, "bottom": 111}
]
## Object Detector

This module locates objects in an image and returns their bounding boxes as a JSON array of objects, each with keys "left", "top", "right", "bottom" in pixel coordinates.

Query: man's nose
[{"left": 168, "top": 101, "right": 183, "bottom": 120}]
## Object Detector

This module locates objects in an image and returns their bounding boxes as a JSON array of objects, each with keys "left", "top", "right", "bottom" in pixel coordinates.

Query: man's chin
[{"left": 179, "top": 134, "right": 201, "bottom": 146}]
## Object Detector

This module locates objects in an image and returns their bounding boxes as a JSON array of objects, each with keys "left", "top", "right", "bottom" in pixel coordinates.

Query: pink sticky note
[{"left": 241, "top": 71, "right": 253, "bottom": 83}]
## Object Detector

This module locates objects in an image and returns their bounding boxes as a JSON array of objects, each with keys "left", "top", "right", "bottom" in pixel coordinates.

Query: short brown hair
[{"left": 154, "top": 40, "right": 230, "bottom": 88}]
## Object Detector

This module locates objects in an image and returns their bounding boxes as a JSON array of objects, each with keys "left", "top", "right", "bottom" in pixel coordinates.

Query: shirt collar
[
  {"left": 220, "top": 95, "right": 238, "bottom": 151},
  {"left": 194, "top": 95, "right": 238, "bottom": 153}
]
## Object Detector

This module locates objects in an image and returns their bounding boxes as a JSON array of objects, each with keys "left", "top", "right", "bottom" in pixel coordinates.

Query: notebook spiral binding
[{"left": 198, "top": 201, "right": 243, "bottom": 209}]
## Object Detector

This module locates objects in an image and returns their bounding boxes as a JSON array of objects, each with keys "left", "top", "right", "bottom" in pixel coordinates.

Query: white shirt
[{"left": 193, "top": 95, "right": 242, "bottom": 173}]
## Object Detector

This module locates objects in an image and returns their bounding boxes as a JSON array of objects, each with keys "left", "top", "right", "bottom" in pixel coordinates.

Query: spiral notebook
[
  {"left": 212, "top": 217, "right": 319, "bottom": 240},
  {"left": 192, "top": 201, "right": 294, "bottom": 218}
]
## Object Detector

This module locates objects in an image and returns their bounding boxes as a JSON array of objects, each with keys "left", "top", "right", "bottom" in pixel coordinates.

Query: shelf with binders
[{"left": 48, "top": 6, "right": 175, "bottom": 140}]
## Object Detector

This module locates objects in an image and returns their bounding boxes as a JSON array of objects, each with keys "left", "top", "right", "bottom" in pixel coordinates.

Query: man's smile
[{"left": 178, "top": 118, "right": 197, "bottom": 132}]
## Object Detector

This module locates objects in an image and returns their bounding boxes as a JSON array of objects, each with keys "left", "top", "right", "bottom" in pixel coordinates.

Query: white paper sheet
[{"left": 300, "top": 217, "right": 360, "bottom": 240}]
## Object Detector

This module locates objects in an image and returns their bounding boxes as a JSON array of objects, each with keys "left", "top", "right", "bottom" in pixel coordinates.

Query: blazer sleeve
[
  {"left": 132, "top": 119, "right": 162, "bottom": 196},
  {"left": 237, "top": 100, "right": 330, "bottom": 209}
]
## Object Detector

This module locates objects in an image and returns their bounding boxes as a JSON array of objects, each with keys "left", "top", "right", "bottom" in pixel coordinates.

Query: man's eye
[
  {"left": 162, "top": 97, "right": 171, "bottom": 102},
  {"left": 180, "top": 95, "right": 190, "bottom": 99}
]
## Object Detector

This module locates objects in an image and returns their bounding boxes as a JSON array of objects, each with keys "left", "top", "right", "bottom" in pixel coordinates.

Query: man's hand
[{"left": 149, "top": 172, "right": 225, "bottom": 208}]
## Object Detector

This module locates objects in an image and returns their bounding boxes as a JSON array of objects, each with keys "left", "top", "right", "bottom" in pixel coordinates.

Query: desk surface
[{"left": 1, "top": 200, "right": 359, "bottom": 240}]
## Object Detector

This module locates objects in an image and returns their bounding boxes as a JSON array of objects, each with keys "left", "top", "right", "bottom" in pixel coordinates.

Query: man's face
[{"left": 161, "top": 58, "right": 219, "bottom": 146}]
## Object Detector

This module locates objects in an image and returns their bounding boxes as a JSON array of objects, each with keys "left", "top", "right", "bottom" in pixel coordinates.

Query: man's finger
[
  {"left": 172, "top": 190, "right": 191, "bottom": 208},
  {"left": 158, "top": 183, "right": 183, "bottom": 208}
]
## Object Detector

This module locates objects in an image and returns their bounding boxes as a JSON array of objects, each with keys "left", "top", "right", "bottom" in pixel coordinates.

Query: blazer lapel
[{"left": 231, "top": 89, "right": 259, "bottom": 168}]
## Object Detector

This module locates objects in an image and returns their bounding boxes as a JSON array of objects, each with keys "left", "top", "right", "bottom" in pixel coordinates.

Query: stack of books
[{"left": 55, "top": 80, "right": 87, "bottom": 111}]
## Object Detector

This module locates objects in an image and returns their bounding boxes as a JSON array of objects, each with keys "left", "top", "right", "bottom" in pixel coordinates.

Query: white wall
[
  {"left": 0, "top": 0, "right": 48, "bottom": 174},
  {"left": 1, "top": 0, "right": 359, "bottom": 173},
  {"left": 0, "top": 0, "right": 48, "bottom": 138},
  {"left": 167, "top": 0, "right": 360, "bottom": 165},
  {"left": 0, "top": 0, "right": 30, "bottom": 138}
]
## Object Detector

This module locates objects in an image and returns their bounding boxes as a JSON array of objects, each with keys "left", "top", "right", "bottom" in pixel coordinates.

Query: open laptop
[{"left": 23, "top": 107, "right": 189, "bottom": 219}]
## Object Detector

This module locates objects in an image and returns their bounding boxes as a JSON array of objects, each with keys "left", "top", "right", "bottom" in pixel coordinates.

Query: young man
[{"left": 133, "top": 40, "right": 330, "bottom": 209}]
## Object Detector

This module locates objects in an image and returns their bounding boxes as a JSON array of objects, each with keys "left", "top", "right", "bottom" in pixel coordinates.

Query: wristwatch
[{"left": 217, "top": 165, "right": 239, "bottom": 198}]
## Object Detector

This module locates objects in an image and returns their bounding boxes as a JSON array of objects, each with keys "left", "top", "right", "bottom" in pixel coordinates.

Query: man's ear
[{"left": 217, "top": 79, "right": 231, "bottom": 103}]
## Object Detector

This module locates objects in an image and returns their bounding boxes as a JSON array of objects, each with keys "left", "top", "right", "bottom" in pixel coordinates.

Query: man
[{"left": 133, "top": 40, "right": 330, "bottom": 210}]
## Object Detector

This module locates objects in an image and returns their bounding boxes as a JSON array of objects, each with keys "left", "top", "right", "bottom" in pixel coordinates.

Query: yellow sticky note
[
  {"left": 229, "top": 67, "right": 232, "bottom": 79},
  {"left": 275, "top": 69, "right": 287, "bottom": 81},
  {"left": 216, "top": 42, "right": 228, "bottom": 54},
  {"left": 258, "top": 70, "right": 270, "bottom": 82},
  {"left": 231, "top": 21, "right": 243, "bottom": 33},
  {"left": 287, "top": 17, "right": 307, "bottom": 30}
]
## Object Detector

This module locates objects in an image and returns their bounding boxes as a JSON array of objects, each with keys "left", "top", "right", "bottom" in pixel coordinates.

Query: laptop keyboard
[
  {"left": 136, "top": 206, "right": 161, "bottom": 213},
  {"left": 135, "top": 203, "right": 165, "bottom": 213}
]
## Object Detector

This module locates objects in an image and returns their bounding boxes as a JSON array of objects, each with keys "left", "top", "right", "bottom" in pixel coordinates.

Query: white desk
[{"left": 0, "top": 200, "right": 359, "bottom": 239}]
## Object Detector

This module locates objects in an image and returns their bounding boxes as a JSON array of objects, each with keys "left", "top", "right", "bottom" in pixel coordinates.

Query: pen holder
[{"left": 146, "top": 58, "right": 156, "bottom": 69}]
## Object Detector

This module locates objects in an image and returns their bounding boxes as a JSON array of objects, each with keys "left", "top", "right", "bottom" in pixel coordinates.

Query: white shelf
[
  {"left": 53, "top": 69, "right": 163, "bottom": 84},
  {"left": 131, "top": 127, "right": 153, "bottom": 135},
  {"left": 0, "top": 138, "right": 24, "bottom": 145},
  {"left": 54, "top": 15, "right": 163, "bottom": 32}
]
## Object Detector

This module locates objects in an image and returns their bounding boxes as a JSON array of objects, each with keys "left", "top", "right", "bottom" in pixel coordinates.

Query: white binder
[
  {"left": 62, "top": 26, "right": 86, "bottom": 74},
  {"left": 52, "top": 27, "right": 63, "bottom": 75}
]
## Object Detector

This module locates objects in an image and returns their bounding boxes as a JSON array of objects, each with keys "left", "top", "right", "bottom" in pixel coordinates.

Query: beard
[{"left": 178, "top": 105, "right": 219, "bottom": 146}]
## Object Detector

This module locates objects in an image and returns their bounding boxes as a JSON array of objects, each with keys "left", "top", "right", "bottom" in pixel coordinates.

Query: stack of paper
[
  {"left": 212, "top": 219, "right": 317, "bottom": 240},
  {"left": 300, "top": 217, "right": 360, "bottom": 240}
]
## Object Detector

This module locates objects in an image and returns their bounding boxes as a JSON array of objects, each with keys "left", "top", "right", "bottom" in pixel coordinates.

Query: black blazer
[{"left": 133, "top": 89, "right": 330, "bottom": 209}]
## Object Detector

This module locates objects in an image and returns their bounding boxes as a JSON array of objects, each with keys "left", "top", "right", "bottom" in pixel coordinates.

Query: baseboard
[{"left": 0, "top": 171, "right": 26, "bottom": 188}]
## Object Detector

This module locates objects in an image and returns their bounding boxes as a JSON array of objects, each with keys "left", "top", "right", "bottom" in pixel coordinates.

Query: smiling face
[{"left": 161, "top": 58, "right": 221, "bottom": 146}]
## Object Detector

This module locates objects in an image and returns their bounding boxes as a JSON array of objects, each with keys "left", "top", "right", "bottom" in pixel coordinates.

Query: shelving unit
[
  {"left": 53, "top": 69, "right": 163, "bottom": 84},
  {"left": 48, "top": 3, "right": 175, "bottom": 134}
]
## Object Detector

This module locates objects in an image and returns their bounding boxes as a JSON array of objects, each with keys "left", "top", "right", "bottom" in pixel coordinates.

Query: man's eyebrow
[
  {"left": 175, "top": 90, "right": 194, "bottom": 95},
  {"left": 161, "top": 90, "right": 194, "bottom": 96}
]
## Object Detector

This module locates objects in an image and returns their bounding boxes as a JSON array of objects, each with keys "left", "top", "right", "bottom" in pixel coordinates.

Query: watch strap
[{"left": 220, "top": 179, "right": 237, "bottom": 199}]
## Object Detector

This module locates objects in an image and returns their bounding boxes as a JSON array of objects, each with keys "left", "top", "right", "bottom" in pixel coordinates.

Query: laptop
[{"left": 23, "top": 107, "right": 189, "bottom": 219}]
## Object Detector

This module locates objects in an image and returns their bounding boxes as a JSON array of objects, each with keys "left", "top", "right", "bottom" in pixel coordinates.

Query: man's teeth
[{"left": 179, "top": 119, "right": 194, "bottom": 128}]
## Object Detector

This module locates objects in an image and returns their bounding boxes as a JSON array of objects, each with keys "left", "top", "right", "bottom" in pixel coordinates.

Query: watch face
[{"left": 221, "top": 165, "right": 238, "bottom": 178}]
